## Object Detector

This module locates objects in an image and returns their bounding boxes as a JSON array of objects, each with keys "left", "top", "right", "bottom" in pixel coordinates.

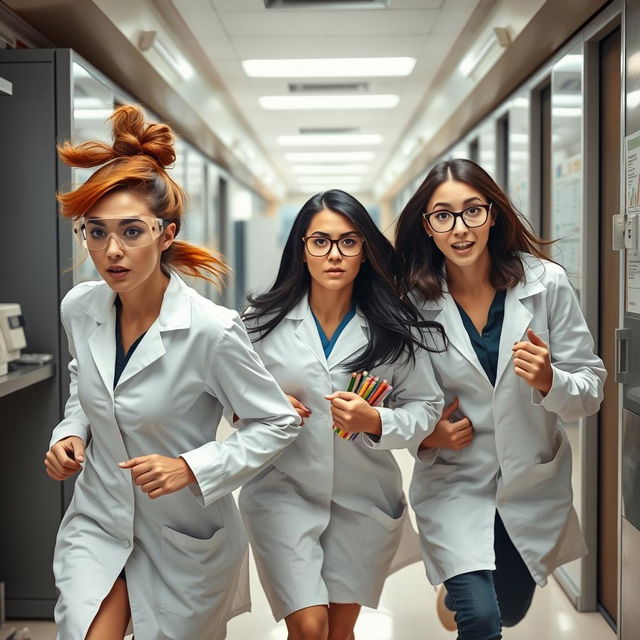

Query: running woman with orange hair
[{"left": 44, "top": 105, "right": 301, "bottom": 640}]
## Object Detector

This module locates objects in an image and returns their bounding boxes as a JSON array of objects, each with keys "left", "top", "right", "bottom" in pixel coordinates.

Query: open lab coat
[
  {"left": 238, "top": 297, "right": 443, "bottom": 620},
  {"left": 410, "top": 255, "right": 606, "bottom": 586},
  {"left": 50, "top": 272, "right": 300, "bottom": 639}
]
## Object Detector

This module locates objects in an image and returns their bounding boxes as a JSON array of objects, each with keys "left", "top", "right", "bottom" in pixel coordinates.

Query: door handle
[{"left": 616, "top": 328, "right": 631, "bottom": 383}]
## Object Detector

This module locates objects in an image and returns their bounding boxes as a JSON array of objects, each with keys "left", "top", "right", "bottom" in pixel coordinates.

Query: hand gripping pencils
[{"left": 333, "top": 371, "right": 393, "bottom": 441}]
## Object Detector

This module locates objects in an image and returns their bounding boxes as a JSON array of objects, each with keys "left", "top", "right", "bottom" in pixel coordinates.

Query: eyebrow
[
  {"left": 86, "top": 218, "right": 143, "bottom": 226},
  {"left": 431, "top": 196, "right": 484, "bottom": 209},
  {"left": 307, "top": 231, "right": 361, "bottom": 238}
]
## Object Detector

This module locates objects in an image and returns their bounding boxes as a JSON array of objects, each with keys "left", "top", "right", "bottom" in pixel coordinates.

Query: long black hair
[
  {"left": 243, "top": 189, "right": 446, "bottom": 371},
  {"left": 395, "top": 159, "right": 553, "bottom": 300}
]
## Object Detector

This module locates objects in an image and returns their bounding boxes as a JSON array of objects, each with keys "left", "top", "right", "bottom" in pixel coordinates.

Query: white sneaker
[{"left": 437, "top": 585, "right": 458, "bottom": 631}]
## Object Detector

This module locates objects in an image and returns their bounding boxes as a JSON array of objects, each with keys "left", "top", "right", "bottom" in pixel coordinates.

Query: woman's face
[
  {"left": 83, "top": 190, "right": 175, "bottom": 294},
  {"left": 423, "top": 179, "right": 494, "bottom": 269},
  {"left": 303, "top": 209, "right": 365, "bottom": 293}
]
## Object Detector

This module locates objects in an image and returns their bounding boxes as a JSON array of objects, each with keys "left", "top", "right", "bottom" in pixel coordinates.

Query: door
[{"left": 597, "top": 25, "right": 621, "bottom": 625}]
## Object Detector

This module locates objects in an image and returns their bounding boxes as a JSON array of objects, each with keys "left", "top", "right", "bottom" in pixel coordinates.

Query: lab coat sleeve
[
  {"left": 49, "top": 303, "right": 91, "bottom": 448},
  {"left": 362, "top": 348, "right": 444, "bottom": 451},
  {"left": 180, "top": 315, "right": 301, "bottom": 507},
  {"left": 532, "top": 268, "right": 606, "bottom": 421}
]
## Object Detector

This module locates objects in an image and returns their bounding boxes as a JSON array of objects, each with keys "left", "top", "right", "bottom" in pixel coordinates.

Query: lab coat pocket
[
  {"left": 158, "top": 524, "right": 231, "bottom": 618},
  {"left": 518, "top": 330, "right": 550, "bottom": 396},
  {"left": 365, "top": 503, "right": 406, "bottom": 570},
  {"left": 533, "top": 429, "right": 568, "bottom": 475}
]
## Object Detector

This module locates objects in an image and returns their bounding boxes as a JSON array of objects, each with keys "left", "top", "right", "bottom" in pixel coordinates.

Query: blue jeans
[{"left": 443, "top": 512, "right": 536, "bottom": 640}]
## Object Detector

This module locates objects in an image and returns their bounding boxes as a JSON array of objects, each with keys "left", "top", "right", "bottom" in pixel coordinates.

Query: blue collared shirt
[
  {"left": 455, "top": 290, "right": 506, "bottom": 386},
  {"left": 312, "top": 304, "right": 357, "bottom": 358}
]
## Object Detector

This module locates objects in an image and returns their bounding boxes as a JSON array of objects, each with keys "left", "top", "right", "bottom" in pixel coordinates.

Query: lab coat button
[{"left": 122, "top": 538, "right": 131, "bottom": 548}]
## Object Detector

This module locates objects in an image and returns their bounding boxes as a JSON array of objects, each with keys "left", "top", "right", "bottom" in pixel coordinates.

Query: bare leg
[
  {"left": 328, "top": 602, "right": 361, "bottom": 640},
  {"left": 285, "top": 605, "right": 329, "bottom": 640},
  {"left": 85, "top": 577, "right": 131, "bottom": 640}
]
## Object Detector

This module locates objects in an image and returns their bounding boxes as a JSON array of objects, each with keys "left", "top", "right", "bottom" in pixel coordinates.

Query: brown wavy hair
[
  {"left": 57, "top": 104, "right": 228, "bottom": 286},
  {"left": 395, "top": 158, "right": 552, "bottom": 300}
]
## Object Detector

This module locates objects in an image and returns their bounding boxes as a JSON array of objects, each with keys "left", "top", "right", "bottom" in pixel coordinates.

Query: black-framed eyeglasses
[
  {"left": 422, "top": 203, "right": 492, "bottom": 233},
  {"left": 302, "top": 234, "right": 365, "bottom": 257}
]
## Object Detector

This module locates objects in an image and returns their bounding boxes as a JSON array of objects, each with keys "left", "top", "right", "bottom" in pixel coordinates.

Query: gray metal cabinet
[{"left": 0, "top": 48, "right": 85, "bottom": 619}]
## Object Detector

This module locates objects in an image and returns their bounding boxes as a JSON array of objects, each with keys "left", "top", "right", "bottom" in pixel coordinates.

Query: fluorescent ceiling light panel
[
  {"left": 285, "top": 152, "right": 375, "bottom": 162},
  {"left": 293, "top": 165, "right": 369, "bottom": 174},
  {"left": 297, "top": 175, "right": 364, "bottom": 183},
  {"left": 552, "top": 108, "right": 582, "bottom": 117},
  {"left": 260, "top": 95, "right": 399, "bottom": 110},
  {"left": 296, "top": 185, "right": 364, "bottom": 193},
  {"left": 554, "top": 54, "right": 583, "bottom": 72},
  {"left": 139, "top": 30, "right": 194, "bottom": 81},
  {"left": 74, "top": 109, "right": 115, "bottom": 120},
  {"left": 277, "top": 134, "right": 382, "bottom": 146},
  {"left": 553, "top": 94, "right": 582, "bottom": 107},
  {"left": 242, "top": 57, "right": 416, "bottom": 78}
]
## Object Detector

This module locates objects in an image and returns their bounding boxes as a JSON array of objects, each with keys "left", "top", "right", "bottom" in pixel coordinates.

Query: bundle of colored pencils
[{"left": 333, "top": 371, "right": 394, "bottom": 441}]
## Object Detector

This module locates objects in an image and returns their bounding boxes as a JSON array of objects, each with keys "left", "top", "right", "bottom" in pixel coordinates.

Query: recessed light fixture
[
  {"left": 293, "top": 165, "right": 369, "bottom": 174},
  {"left": 242, "top": 57, "right": 416, "bottom": 78},
  {"left": 277, "top": 134, "right": 383, "bottom": 146},
  {"left": 260, "top": 95, "right": 399, "bottom": 110},
  {"left": 286, "top": 152, "right": 375, "bottom": 162}
]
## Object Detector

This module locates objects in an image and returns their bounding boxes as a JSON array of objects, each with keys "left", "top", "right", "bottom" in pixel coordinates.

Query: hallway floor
[{"left": 7, "top": 561, "right": 615, "bottom": 640}]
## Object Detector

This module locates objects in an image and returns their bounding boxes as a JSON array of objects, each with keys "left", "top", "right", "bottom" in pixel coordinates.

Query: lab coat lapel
[
  {"left": 114, "top": 272, "right": 191, "bottom": 390},
  {"left": 326, "top": 310, "right": 368, "bottom": 371},
  {"left": 289, "top": 298, "right": 329, "bottom": 373},
  {"left": 82, "top": 283, "right": 118, "bottom": 398},
  {"left": 494, "top": 264, "right": 546, "bottom": 387},
  {"left": 88, "top": 312, "right": 117, "bottom": 399},
  {"left": 439, "top": 294, "right": 489, "bottom": 381},
  {"left": 113, "top": 327, "right": 166, "bottom": 390}
]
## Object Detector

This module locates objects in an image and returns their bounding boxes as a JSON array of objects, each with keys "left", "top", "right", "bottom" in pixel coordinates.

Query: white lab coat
[
  {"left": 238, "top": 297, "right": 443, "bottom": 621},
  {"left": 410, "top": 255, "right": 606, "bottom": 586},
  {"left": 50, "top": 272, "right": 301, "bottom": 640}
]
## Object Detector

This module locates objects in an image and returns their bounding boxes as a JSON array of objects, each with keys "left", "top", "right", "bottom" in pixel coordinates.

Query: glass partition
[
  {"left": 551, "top": 48, "right": 584, "bottom": 298},
  {"left": 479, "top": 121, "right": 497, "bottom": 179},
  {"left": 508, "top": 94, "right": 531, "bottom": 222},
  {"left": 550, "top": 44, "right": 585, "bottom": 593},
  {"left": 71, "top": 61, "right": 114, "bottom": 284}
]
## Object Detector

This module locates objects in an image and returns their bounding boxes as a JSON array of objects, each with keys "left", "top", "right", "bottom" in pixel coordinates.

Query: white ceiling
[{"left": 168, "top": 0, "right": 482, "bottom": 194}]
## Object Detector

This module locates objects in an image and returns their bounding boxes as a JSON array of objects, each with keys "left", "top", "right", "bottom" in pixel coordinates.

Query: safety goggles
[{"left": 73, "top": 215, "right": 168, "bottom": 251}]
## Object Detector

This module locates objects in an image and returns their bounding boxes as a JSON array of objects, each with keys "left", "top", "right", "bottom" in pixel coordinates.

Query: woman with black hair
[
  {"left": 239, "top": 190, "right": 449, "bottom": 640},
  {"left": 395, "top": 159, "right": 606, "bottom": 640}
]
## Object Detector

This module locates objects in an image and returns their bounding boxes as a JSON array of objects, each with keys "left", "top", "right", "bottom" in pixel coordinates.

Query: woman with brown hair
[
  {"left": 395, "top": 159, "right": 605, "bottom": 639},
  {"left": 43, "top": 104, "right": 300, "bottom": 640}
]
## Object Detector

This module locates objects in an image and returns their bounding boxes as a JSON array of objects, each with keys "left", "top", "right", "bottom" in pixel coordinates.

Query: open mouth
[
  {"left": 106, "top": 266, "right": 130, "bottom": 275},
  {"left": 451, "top": 241, "right": 474, "bottom": 251}
]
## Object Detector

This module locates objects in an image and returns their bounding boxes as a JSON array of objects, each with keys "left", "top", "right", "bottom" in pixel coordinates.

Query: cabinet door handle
[{"left": 616, "top": 328, "right": 631, "bottom": 383}]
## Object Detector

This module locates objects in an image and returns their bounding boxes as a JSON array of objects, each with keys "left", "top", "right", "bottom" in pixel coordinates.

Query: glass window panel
[
  {"left": 551, "top": 48, "right": 584, "bottom": 298},
  {"left": 450, "top": 142, "right": 471, "bottom": 160},
  {"left": 508, "top": 93, "right": 532, "bottom": 221},
  {"left": 71, "top": 62, "right": 114, "bottom": 285},
  {"left": 479, "top": 121, "right": 497, "bottom": 179},
  {"left": 550, "top": 44, "right": 585, "bottom": 591}
]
